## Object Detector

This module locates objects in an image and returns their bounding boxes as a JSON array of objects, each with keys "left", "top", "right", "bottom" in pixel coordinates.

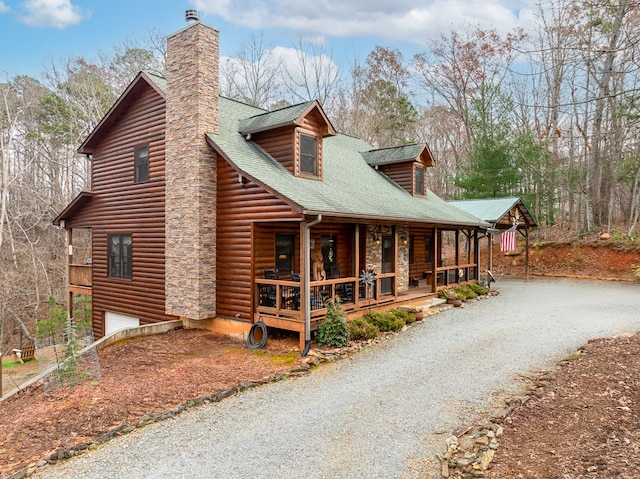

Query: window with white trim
[
  {"left": 299, "top": 134, "right": 319, "bottom": 177},
  {"left": 414, "top": 165, "right": 426, "bottom": 196}
]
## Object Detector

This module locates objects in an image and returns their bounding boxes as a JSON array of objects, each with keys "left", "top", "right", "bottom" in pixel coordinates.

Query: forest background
[{"left": 1, "top": 0, "right": 640, "bottom": 353}]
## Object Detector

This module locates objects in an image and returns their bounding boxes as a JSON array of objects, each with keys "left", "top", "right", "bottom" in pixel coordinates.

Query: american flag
[{"left": 500, "top": 225, "right": 518, "bottom": 252}]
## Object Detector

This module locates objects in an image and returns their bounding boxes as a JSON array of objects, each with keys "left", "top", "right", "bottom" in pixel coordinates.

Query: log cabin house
[{"left": 54, "top": 15, "right": 488, "bottom": 350}]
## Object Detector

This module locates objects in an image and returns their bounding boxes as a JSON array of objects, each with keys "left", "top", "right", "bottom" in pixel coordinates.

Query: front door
[{"left": 381, "top": 235, "right": 394, "bottom": 295}]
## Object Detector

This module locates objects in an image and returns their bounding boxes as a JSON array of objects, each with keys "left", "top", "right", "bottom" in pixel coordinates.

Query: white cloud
[
  {"left": 191, "top": 0, "right": 534, "bottom": 45},
  {"left": 220, "top": 45, "right": 339, "bottom": 102},
  {"left": 20, "top": 0, "right": 88, "bottom": 29},
  {"left": 0, "top": 1, "right": 9, "bottom": 13}
]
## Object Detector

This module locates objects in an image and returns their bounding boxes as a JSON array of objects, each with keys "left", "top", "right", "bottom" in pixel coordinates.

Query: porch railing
[
  {"left": 436, "top": 264, "right": 477, "bottom": 288},
  {"left": 70, "top": 264, "right": 92, "bottom": 287},
  {"left": 255, "top": 274, "right": 396, "bottom": 322}
]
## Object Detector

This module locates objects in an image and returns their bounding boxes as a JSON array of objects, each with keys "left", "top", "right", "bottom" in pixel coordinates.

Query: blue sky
[{"left": 0, "top": 0, "right": 535, "bottom": 79}]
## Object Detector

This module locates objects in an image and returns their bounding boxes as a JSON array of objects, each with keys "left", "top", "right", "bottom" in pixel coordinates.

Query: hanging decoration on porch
[
  {"left": 508, "top": 207, "right": 523, "bottom": 225},
  {"left": 500, "top": 224, "right": 518, "bottom": 252}
]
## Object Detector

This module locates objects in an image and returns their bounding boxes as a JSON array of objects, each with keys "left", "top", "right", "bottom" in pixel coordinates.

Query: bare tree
[
  {"left": 413, "top": 25, "right": 526, "bottom": 148},
  {"left": 281, "top": 39, "right": 340, "bottom": 106},
  {"left": 220, "top": 34, "right": 284, "bottom": 109}
]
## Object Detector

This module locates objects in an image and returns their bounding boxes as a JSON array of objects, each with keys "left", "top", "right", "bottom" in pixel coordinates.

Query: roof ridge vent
[{"left": 185, "top": 9, "right": 199, "bottom": 23}]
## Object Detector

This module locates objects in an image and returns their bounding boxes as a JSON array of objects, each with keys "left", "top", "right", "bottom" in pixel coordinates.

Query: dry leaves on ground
[
  {"left": 488, "top": 333, "right": 640, "bottom": 479},
  {"left": 0, "top": 328, "right": 302, "bottom": 478}
]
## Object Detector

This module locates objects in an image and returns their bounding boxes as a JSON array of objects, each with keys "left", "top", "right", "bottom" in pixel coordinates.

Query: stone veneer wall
[
  {"left": 365, "top": 225, "right": 409, "bottom": 293},
  {"left": 396, "top": 226, "right": 409, "bottom": 292},
  {"left": 165, "top": 22, "right": 219, "bottom": 319}
]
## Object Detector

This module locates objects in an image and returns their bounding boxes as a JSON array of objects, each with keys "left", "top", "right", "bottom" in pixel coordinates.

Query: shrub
[
  {"left": 391, "top": 309, "right": 416, "bottom": 325},
  {"left": 36, "top": 295, "right": 68, "bottom": 339},
  {"left": 315, "top": 299, "right": 349, "bottom": 347},
  {"left": 453, "top": 284, "right": 477, "bottom": 300},
  {"left": 347, "top": 316, "right": 380, "bottom": 341},
  {"left": 468, "top": 283, "right": 489, "bottom": 296},
  {"left": 365, "top": 311, "right": 406, "bottom": 332},
  {"left": 438, "top": 288, "right": 458, "bottom": 300}
]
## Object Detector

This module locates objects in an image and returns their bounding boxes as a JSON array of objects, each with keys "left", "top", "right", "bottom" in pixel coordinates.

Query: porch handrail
[
  {"left": 435, "top": 262, "right": 477, "bottom": 271},
  {"left": 70, "top": 264, "right": 92, "bottom": 287},
  {"left": 435, "top": 263, "right": 478, "bottom": 288},
  {"left": 255, "top": 276, "right": 358, "bottom": 317}
]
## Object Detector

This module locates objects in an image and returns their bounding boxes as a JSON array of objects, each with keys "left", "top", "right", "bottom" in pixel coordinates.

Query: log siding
[
  {"left": 65, "top": 83, "right": 174, "bottom": 338},
  {"left": 216, "top": 155, "right": 301, "bottom": 322}
]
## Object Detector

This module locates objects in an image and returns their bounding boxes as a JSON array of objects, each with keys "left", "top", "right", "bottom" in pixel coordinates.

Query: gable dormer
[
  {"left": 238, "top": 101, "right": 336, "bottom": 180},
  {"left": 362, "top": 143, "right": 435, "bottom": 197}
]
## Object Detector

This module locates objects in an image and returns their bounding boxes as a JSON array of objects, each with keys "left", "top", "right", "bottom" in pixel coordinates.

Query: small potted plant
[{"left": 438, "top": 288, "right": 462, "bottom": 307}]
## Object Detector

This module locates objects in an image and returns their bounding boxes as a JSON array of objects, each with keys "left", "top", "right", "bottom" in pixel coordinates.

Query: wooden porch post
[
  {"left": 488, "top": 232, "right": 493, "bottom": 274},
  {"left": 300, "top": 221, "right": 309, "bottom": 351},
  {"left": 302, "top": 215, "right": 322, "bottom": 353},
  {"left": 354, "top": 224, "right": 360, "bottom": 303},
  {"left": 454, "top": 229, "right": 459, "bottom": 266},
  {"left": 66, "top": 224, "right": 73, "bottom": 320},
  {"left": 525, "top": 227, "right": 530, "bottom": 282},
  {"left": 431, "top": 228, "right": 438, "bottom": 292},
  {"left": 475, "top": 230, "right": 480, "bottom": 280},
  {"left": 393, "top": 225, "right": 398, "bottom": 297}
]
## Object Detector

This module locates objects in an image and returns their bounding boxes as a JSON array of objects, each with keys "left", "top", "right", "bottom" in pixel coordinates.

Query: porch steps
[
  {"left": 421, "top": 298, "right": 447, "bottom": 310},
  {"left": 399, "top": 297, "right": 448, "bottom": 315}
]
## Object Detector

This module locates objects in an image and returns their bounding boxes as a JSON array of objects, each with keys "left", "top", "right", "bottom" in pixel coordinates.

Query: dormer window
[
  {"left": 299, "top": 133, "right": 320, "bottom": 178},
  {"left": 414, "top": 165, "right": 426, "bottom": 197}
]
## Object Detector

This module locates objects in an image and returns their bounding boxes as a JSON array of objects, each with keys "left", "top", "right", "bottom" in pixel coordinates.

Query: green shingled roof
[
  {"left": 145, "top": 71, "right": 166, "bottom": 92},
  {"left": 237, "top": 101, "right": 313, "bottom": 135},
  {"left": 362, "top": 144, "right": 428, "bottom": 166},
  {"left": 142, "top": 73, "right": 485, "bottom": 227},
  {"left": 207, "top": 97, "right": 486, "bottom": 227}
]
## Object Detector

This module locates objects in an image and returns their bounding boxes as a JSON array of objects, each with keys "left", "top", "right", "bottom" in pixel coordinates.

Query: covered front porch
[{"left": 252, "top": 219, "right": 480, "bottom": 348}]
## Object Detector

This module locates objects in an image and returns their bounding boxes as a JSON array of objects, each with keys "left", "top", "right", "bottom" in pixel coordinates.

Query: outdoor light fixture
[{"left": 372, "top": 225, "right": 382, "bottom": 246}]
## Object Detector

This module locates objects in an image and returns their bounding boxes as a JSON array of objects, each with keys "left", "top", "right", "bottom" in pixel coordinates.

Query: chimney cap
[{"left": 185, "top": 9, "right": 199, "bottom": 23}]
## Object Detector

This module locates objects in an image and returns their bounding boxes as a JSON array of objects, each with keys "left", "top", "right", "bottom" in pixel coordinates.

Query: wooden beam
[
  {"left": 431, "top": 228, "right": 438, "bottom": 291},
  {"left": 525, "top": 227, "right": 530, "bottom": 282},
  {"left": 488, "top": 232, "right": 493, "bottom": 274},
  {"left": 393, "top": 225, "right": 399, "bottom": 297},
  {"left": 300, "top": 220, "right": 307, "bottom": 350},
  {"left": 66, "top": 228, "right": 73, "bottom": 320}
]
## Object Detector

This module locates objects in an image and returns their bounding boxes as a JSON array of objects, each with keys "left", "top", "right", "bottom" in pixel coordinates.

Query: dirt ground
[
  {"left": 488, "top": 333, "right": 640, "bottom": 479},
  {"left": 1, "top": 233, "right": 639, "bottom": 479},
  {"left": 490, "top": 237, "right": 640, "bottom": 282},
  {"left": 0, "top": 329, "right": 304, "bottom": 478},
  {"left": 466, "top": 234, "right": 640, "bottom": 479}
]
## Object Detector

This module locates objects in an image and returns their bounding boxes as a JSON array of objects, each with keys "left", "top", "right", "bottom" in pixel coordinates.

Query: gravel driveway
[{"left": 33, "top": 277, "right": 640, "bottom": 479}]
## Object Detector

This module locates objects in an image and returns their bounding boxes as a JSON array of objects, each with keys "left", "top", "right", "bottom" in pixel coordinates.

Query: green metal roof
[
  {"left": 207, "top": 97, "right": 487, "bottom": 227},
  {"left": 448, "top": 197, "right": 537, "bottom": 228},
  {"left": 362, "top": 144, "right": 429, "bottom": 166}
]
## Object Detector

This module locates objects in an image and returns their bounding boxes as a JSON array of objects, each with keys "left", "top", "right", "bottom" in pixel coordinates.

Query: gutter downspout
[{"left": 302, "top": 214, "right": 322, "bottom": 356}]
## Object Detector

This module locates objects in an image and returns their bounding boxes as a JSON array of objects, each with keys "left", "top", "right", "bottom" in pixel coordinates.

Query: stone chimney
[{"left": 165, "top": 13, "right": 219, "bottom": 320}]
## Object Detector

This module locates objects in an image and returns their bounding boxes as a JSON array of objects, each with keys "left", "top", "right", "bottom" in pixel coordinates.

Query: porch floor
[{"left": 398, "top": 285, "right": 435, "bottom": 301}]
